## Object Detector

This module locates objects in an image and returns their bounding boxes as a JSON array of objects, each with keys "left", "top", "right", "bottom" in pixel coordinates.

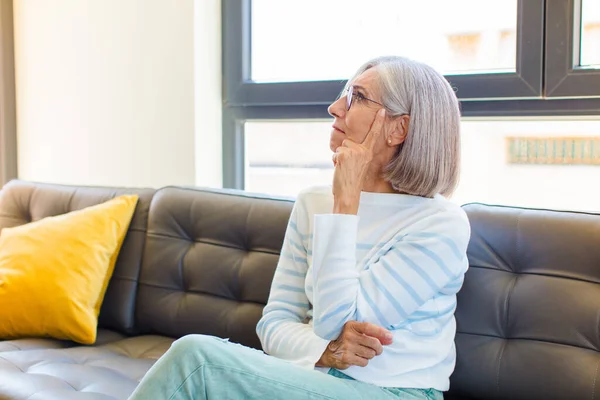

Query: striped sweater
[{"left": 256, "top": 186, "right": 471, "bottom": 391}]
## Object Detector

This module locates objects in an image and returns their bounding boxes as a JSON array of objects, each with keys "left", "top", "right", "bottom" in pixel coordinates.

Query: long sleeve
[
  {"left": 256, "top": 200, "right": 330, "bottom": 369},
  {"left": 311, "top": 210, "right": 470, "bottom": 341}
]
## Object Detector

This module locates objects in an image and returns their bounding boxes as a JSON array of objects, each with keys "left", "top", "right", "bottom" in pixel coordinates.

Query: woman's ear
[{"left": 387, "top": 115, "right": 409, "bottom": 146}]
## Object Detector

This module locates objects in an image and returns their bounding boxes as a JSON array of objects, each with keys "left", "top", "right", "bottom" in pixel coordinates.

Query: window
[
  {"left": 545, "top": 0, "right": 600, "bottom": 97},
  {"left": 223, "top": 0, "right": 544, "bottom": 108},
  {"left": 455, "top": 119, "right": 600, "bottom": 212},
  {"left": 223, "top": 0, "right": 600, "bottom": 214},
  {"left": 245, "top": 119, "right": 600, "bottom": 211}
]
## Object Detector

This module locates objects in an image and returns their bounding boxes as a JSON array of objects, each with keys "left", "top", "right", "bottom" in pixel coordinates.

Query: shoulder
[
  {"left": 432, "top": 194, "right": 469, "bottom": 224},
  {"left": 418, "top": 195, "right": 471, "bottom": 243},
  {"left": 294, "top": 185, "right": 333, "bottom": 210}
]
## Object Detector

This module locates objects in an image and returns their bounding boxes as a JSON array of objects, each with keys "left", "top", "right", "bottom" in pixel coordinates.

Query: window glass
[
  {"left": 245, "top": 121, "right": 334, "bottom": 198},
  {"left": 245, "top": 119, "right": 600, "bottom": 212},
  {"left": 251, "top": 0, "right": 518, "bottom": 83},
  {"left": 580, "top": 0, "right": 600, "bottom": 67}
]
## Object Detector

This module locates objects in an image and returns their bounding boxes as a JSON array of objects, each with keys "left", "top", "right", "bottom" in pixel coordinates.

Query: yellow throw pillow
[{"left": 0, "top": 195, "right": 138, "bottom": 344}]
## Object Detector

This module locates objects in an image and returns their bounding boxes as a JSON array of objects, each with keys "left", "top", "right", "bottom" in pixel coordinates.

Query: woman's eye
[{"left": 355, "top": 93, "right": 366, "bottom": 101}]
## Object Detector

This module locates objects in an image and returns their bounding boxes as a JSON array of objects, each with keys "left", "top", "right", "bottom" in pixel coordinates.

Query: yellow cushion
[{"left": 0, "top": 195, "right": 138, "bottom": 344}]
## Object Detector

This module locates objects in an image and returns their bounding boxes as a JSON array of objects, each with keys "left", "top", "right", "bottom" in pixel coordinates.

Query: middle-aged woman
[{"left": 128, "top": 55, "right": 471, "bottom": 400}]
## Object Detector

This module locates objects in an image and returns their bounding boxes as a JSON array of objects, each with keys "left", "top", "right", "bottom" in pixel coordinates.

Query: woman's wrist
[
  {"left": 315, "top": 356, "right": 327, "bottom": 368},
  {"left": 315, "top": 344, "right": 332, "bottom": 368}
]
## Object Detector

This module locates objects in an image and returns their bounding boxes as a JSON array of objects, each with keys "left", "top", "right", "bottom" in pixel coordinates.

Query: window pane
[
  {"left": 245, "top": 121, "right": 334, "bottom": 198},
  {"left": 245, "top": 119, "right": 600, "bottom": 213},
  {"left": 454, "top": 119, "right": 600, "bottom": 212},
  {"left": 251, "top": 0, "right": 517, "bottom": 83},
  {"left": 580, "top": 0, "right": 600, "bottom": 67}
]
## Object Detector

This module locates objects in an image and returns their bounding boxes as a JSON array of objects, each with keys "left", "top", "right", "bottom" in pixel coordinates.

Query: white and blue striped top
[{"left": 256, "top": 185, "right": 471, "bottom": 391}]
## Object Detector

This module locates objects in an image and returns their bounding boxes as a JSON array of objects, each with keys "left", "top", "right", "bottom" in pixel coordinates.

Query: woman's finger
[
  {"left": 354, "top": 344, "right": 377, "bottom": 360},
  {"left": 362, "top": 108, "right": 386, "bottom": 150},
  {"left": 334, "top": 147, "right": 350, "bottom": 164},
  {"left": 353, "top": 321, "right": 393, "bottom": 346},
  {"left": 355, "top": 332, "right": 384, "bottom": 355},
  {"left": 339, "top": 353, "right": 368, "bottom": 368},
  {"left": 342, "top": 138, "right": 358, "bottom": 148}
]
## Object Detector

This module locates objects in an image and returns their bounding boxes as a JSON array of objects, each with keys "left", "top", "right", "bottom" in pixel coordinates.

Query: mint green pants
[{"left": 128, "top": 334, "right": 443, "bottom": 400}]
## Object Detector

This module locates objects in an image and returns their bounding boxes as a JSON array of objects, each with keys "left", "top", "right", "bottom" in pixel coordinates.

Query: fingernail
[{"left": 379, "top": 109, "right": 386, "bottom": 117}]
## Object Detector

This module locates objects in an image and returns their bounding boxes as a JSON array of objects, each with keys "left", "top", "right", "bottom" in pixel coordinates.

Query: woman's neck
[
  {"left": 362, "top": 178, "right": 397, "bottom": 194},
  {"left": 359, "top": 161, "right": 398, "bottom": 194}
]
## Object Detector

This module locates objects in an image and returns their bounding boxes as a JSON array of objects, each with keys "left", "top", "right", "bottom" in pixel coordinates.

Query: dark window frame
[
  {"left": 0, "top": 0, "right": 17, "bottom": 187},
  {"left": 223, "top": 0, "right": 545, "bottom": 107},
  {"left": 222, "top": 0, "right": 600, "bottom": 189},
  {"left": 545, "top": 0, "right": 600, "bottom": 97}
]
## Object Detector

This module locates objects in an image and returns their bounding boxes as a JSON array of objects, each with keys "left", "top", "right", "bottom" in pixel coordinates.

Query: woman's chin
[
  {"left": 329, "top": 136, "right": 343, "bottom": 152},
  {"left": 330, "top": 142, "right": 342, "bottom": 153}
]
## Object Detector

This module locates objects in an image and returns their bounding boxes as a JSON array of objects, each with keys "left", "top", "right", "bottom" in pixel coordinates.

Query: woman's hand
[
  {"left": 332, "top": 109, "right": 385, "bottom": 214},
  {"left": 315, "top": 320, "right": 393, "bottom": 369}
]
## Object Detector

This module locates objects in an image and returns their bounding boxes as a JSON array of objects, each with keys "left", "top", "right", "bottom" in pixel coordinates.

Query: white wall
[
  {"left": 194, "top": 0, "right": 222, "bottom": 188},
  {"left": 13, "top": 0, "right": 214, "bottom": 188}
]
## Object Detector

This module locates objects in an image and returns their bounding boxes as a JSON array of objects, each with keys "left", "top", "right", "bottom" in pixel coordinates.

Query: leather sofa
[{"left": 0, "top": 179, "right": 598, "bottom": 400}]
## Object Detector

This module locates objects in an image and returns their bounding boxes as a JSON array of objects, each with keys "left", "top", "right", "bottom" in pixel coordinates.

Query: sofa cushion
[
  {"left": 0, "top": 180, "right": 156, "bottom": 335},
  {"left": 0, "top": 334, "right": 173, "bottom": 400},
  {"left": 450, "top": 203, "right": 600, "bottom": 400},
  {"left": 0, "top": 195, "right": 139, "bottom": 345},
  {"left": 135, "top": 187, "right": 294, "bottom": 350}
]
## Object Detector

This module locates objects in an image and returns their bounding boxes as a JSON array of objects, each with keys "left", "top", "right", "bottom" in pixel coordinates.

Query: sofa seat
[
  {"left": 0, "top": 333, "right": 174, "bottom": 400},
  {"left": 0, "top": 338, "right": 73, "bottom": 353},
  {"left": 0, "top": 330, "right": 127, "bottom": 353}
]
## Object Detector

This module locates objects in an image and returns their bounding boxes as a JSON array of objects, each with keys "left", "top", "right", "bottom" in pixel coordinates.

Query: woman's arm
[
  {"left": 256, "top": 200, "right": 330, "bottom": 369},
  {"left": 310, "top": 210, "right": 471, "bottom": 341}
]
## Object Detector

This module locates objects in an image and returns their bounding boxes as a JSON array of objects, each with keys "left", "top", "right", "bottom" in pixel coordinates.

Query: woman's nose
[{"left": 328, "top": 95, "right": 346, "bottom": 118}]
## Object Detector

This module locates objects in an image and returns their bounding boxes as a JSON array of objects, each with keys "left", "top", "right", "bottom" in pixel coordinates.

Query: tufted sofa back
[
  {"left": 449, "top": 203, "right": 600, "bottom": 400},
  {"left": 3, "top": 180, "right": 600, "bottom": 400},
  {"left": 0, "top": 181, "right": 294, "bottom": 348},
  {"left": 133, "top": 186, "right": 294, "bottom": 349}
]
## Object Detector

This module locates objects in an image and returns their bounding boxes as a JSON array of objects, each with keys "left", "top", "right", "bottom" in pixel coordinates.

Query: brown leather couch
[{"left": 0, "top": 179, "right": 599, "bottom": 400}]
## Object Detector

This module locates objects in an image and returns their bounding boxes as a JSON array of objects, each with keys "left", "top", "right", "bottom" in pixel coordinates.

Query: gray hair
[{"left": 347, "top": 56, "right": 461, "bottom": 198}]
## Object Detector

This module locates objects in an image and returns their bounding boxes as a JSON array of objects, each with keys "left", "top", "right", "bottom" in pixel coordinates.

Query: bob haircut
[{"left": 346, "top": 56, "right": 461, "bottom": 198}]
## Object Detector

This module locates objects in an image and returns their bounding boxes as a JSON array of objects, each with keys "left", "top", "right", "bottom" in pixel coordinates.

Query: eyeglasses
[{"left": 345, "top": 85, "right": 384, "bottom": 111}]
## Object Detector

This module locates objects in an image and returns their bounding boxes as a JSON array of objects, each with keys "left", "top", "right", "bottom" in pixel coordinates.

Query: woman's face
[{"left": 328, "top": 68, "right": 387, "bottom": 153}]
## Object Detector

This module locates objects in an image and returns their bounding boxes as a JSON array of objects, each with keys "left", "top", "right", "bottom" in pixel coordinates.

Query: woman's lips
[{"left": 333, "top": 125, "right": 345, "bottom": 133}]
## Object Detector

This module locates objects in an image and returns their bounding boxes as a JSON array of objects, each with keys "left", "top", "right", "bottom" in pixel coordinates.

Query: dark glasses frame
[{"left": 345, "top": 85, "right": 385, "bottom": 111}]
